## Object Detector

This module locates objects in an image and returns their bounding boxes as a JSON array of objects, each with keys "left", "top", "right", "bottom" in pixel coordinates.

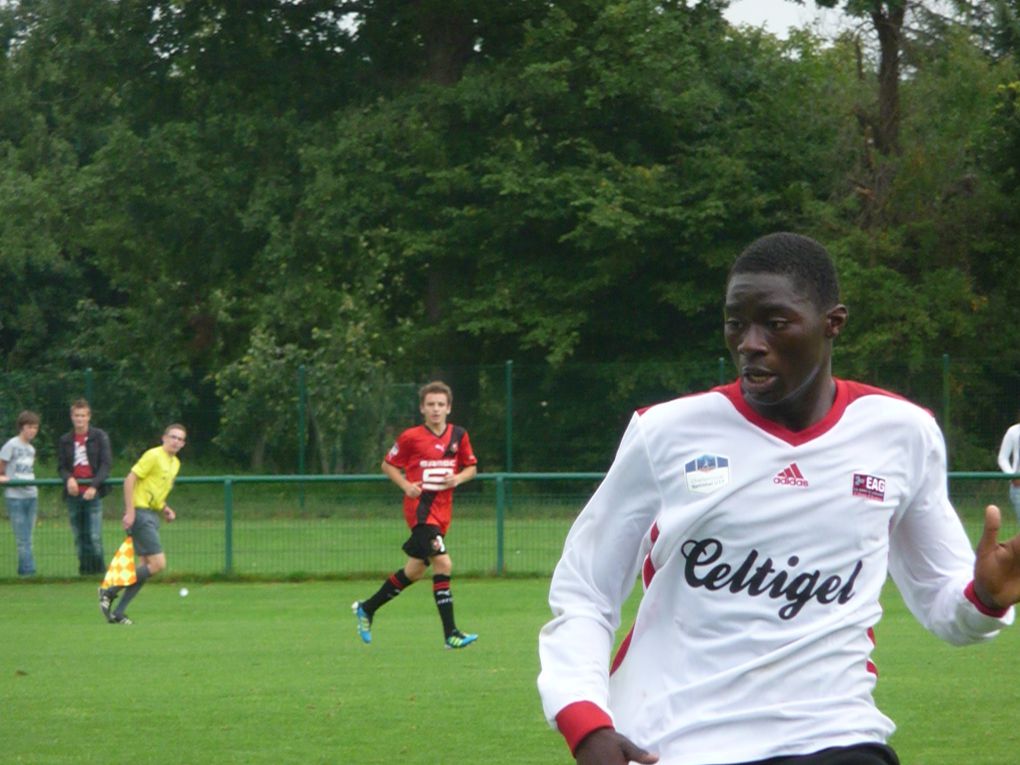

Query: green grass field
[
  {"left": 0, "top": 476, "right": 1006, "bottom": 580},
  {"left": 0, "top": 481, "right": 595, "bottom": 579},
  {"left": 2, "top": 578, "right": 1020, "bottom": 765}
]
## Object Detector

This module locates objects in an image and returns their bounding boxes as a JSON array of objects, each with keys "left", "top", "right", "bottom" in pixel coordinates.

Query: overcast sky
[{"left": 723, "top": 0, "right": 846, "bottom": 38}]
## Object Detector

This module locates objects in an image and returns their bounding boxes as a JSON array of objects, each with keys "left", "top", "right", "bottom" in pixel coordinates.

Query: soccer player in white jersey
[{"left": 538, "top": 233, "right": 1020, "bottom": 765}]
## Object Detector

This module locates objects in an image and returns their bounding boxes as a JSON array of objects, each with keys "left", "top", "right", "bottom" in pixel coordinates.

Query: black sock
[
  {"left": 362, "top": 569, "right": 412, "bottom": 616},
  {"left": 433, "top": 574, "right": 456, "bottom": 637},
  {"left": 114, "top": 564, "right": 150, "bottom": 618}
]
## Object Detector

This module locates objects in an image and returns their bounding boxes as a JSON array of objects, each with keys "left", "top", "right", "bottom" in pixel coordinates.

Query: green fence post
[
  {"left": 718, "top": 357, "right": 726, "bottom": 386},
  {"left": 504, "top": 360, "right": 513, "bottom": 473},
  {"left": 495, "top": 473, "right": 506, "bottom": 575},
  {"left": 224, "top": 478, "right": 234, "bottom": 574},
  {"left": 85, "top": 367, "right": 94, "bottom": 403},
  {"left": 942, "top": 353, "right": 951, "bottom": 467},
  {"left": 298, "top": 364, "right": 307, "bottom": 509},
  {"left": 504, "top": 360, "right": 513, "bottom": 516}
]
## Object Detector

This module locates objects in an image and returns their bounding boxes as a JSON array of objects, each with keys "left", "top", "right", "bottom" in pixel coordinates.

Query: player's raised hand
[
  {"left": 973, "top": 504, "right": 1020, "bottom": 610},
  {"left": 575, "top": 729, "right": 658, "bottom": 765}
]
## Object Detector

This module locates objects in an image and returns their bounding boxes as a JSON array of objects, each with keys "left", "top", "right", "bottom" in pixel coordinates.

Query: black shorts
[
  {"left": 726, "top": 743, "right": 899, "bottom": 765},
  {"left": 401, "top": 524, "right": 447, "bottom": 562}
]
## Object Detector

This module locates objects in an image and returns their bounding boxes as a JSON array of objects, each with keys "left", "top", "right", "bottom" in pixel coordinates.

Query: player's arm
[
  {"left": 122, "top": 471, "right": 138, "bottom": 531},
  {"left": 442, "top": 464, "right": 476, "bottom": 489},
  {"left": 973, "top": 504, "right": 1020, "bottom": 610},
  {"left": 441, "top": 429, "right": 479, "bottom": 490},
  {"left": 889, "top": 417, "right": 1014, "bottom": 643},
  {"left": 538, "top": 413, "right": 661, "bottom": 758},
  {"left": 0, "top": 458, "right": 8, "bottom": 482},
  {"left": 382, "top": 459, "right": 420, "bottom": 498}
]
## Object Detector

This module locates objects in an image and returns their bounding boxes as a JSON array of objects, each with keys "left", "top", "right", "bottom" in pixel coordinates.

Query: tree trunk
[
  {"left": 413, "top": 0, "right": 474, "bottom": 86},
  {"left": 250, "top": 430, "right": 267, "bottom": 472},
  {"left": 870, "top": 2, "right": 905, "bottom": 156}
]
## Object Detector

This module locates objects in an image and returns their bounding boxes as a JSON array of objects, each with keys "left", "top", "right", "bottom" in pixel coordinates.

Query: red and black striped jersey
[{"left": 384, "top": 423, "right": 477, "bottom": 534}]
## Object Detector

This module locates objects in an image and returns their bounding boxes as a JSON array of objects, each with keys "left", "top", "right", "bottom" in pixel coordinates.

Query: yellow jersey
[{"left": 129, "top": 446, "right": 180, "bottom": 510}]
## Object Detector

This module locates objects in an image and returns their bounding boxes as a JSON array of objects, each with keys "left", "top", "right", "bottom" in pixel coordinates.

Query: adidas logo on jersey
[{"left": 773, "top": 463, "right": 809, "bottom": 487}]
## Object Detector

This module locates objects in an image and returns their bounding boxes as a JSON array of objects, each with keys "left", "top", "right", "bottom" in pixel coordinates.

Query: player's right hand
[
  {"left": 974, "top": 504, "right": 1020, "bottom": 610},
  {"left": 405, "top": 482, "right": 422, "bottom": 498},
  {"left": 575, "top": 729, "right": 658, "bottom": 765}
]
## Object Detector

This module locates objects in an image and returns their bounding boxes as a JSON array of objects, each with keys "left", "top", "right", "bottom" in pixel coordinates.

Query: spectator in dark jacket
[{"left": 57, "top": 399, "right": 113, "bottom": 575}]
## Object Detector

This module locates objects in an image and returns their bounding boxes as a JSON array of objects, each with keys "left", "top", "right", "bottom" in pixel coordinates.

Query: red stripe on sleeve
[
  {"left": 555, "top": 701, "right": 614, "bottom": 755},
  {"left": 964, "top": 581, "right": 1010, "bottom": 618}
]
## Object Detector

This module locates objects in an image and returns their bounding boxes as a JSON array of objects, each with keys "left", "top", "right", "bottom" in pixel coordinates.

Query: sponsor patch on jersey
[
  {"left": 773, "top": 462, "right": 809, "bottom": 488},
  {"left": 852, "top": 473, "right": 886, "bottom": 501},
  {"left": 684, "top": 454, "right": 730, "bottom": 494}
]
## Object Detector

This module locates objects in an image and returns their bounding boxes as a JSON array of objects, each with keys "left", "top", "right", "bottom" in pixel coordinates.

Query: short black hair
[{"left": 729, "top": 232, "right": 840, "bottom": 310}]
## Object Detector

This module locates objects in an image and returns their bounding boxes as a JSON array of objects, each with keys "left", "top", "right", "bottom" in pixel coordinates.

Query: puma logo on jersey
[{"left": 773, "top": 463, "right": 809, "bottom": 487}]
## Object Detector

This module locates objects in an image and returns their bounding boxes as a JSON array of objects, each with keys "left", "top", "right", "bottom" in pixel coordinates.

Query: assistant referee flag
[{"left": 101, "top": 537, "right": 137, "bottom": 588}]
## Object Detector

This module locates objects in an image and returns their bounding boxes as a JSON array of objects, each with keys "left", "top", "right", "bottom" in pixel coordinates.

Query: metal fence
[
  {"left": 1, "top": 472, "right": 1015, "bottom": 582},
  {"left": 3, "top": 354, "right": 1019, "bottom": 478}
]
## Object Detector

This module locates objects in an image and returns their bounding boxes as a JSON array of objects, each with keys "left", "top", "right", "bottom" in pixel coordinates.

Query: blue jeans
[
  {"left": 67, "top": 496, "right": 105, "bottom": 575},
  {"left": 1009, "top": 484, "right": 1020, "bottom": 525},
  {"left": 6, "top": 496, "right": 37, "bottom": 576}
]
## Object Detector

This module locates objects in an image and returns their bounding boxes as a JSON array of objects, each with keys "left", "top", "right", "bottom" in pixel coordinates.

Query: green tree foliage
[
  {"left": 292, "top": 0, "right": 865, "bottom": 465},
  {"left": 796, "top": 5, "right": 1020, "bottom": 465},
  {"left": 1, "top": 0, "right": 1019, "bottom": 469}
]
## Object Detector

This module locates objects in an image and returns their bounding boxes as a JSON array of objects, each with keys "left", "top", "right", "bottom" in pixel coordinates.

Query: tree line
[{"left": 0, "top": 0, "right": 1018, "bottom": 472}]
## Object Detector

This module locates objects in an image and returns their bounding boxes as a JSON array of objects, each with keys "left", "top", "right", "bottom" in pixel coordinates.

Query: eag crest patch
[
  {"left": 852, "top": 473, "right": 886, "bottom": 501},
  {"left": 684, "top": 454, "right": 730, "bottom": 495}
]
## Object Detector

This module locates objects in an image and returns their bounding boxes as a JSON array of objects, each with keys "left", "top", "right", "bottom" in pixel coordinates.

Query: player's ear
[{"left": 824, "top": 304, "right": 848, "bottom": 339}]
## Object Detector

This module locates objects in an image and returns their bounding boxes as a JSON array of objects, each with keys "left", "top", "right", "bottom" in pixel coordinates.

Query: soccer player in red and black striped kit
[{"left": 352, "top": 381, "right": 479, "bottom": 649}]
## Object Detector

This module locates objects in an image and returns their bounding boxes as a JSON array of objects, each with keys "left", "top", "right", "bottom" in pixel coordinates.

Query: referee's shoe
[{"left": 98, "top": 587, "right": 116, "bottom": 623}]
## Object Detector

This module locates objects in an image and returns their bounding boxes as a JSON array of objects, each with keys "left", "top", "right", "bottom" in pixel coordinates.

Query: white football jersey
[{"left": 538, "top": 380, "right": 1013, "bottom": 765}]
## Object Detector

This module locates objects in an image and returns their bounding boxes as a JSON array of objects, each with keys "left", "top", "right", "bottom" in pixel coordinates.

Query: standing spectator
[
  {"left": 351, "top": 381, "right": 480, "bottom": 649},
  {"left": 58, "top": 399, "right": 113, "bottom": 575},
  {"left": 997, "top": 413, "right": 1020, "bottom": 524},
  {"left": 0, "top": 411, "right": 41, "bottom": 576},
  {"left": 98, "top": 423, "right": 186, "bottom": 625},
  {"left": 538, "top": 233, "right": 1020, "bottom": 765}
]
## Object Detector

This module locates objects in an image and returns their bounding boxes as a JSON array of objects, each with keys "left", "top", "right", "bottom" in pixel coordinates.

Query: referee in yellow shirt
[{"left": 99, "top": 423, "right": 186, "bottom": 624}]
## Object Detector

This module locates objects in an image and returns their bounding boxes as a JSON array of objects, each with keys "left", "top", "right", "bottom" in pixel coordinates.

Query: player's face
[
  {"left": 162, "top": 428, "right": 187, "bottom": 454},
  {"left": 70, "top": 407, "right": 91, "bottom": 433},
  {"left": 420, "top": 393, "right": 451, "bottom": 432},
  {"left": 19, "top": 423, "right": 39, "bottom": 441},
  {"left": 724, "top": 272, "right": 846, "bottom": 430}
]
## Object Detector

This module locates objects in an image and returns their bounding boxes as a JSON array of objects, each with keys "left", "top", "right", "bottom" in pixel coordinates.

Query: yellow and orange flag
[{"left": 101, "top": 537, "right": 137, "bottom": 588}]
